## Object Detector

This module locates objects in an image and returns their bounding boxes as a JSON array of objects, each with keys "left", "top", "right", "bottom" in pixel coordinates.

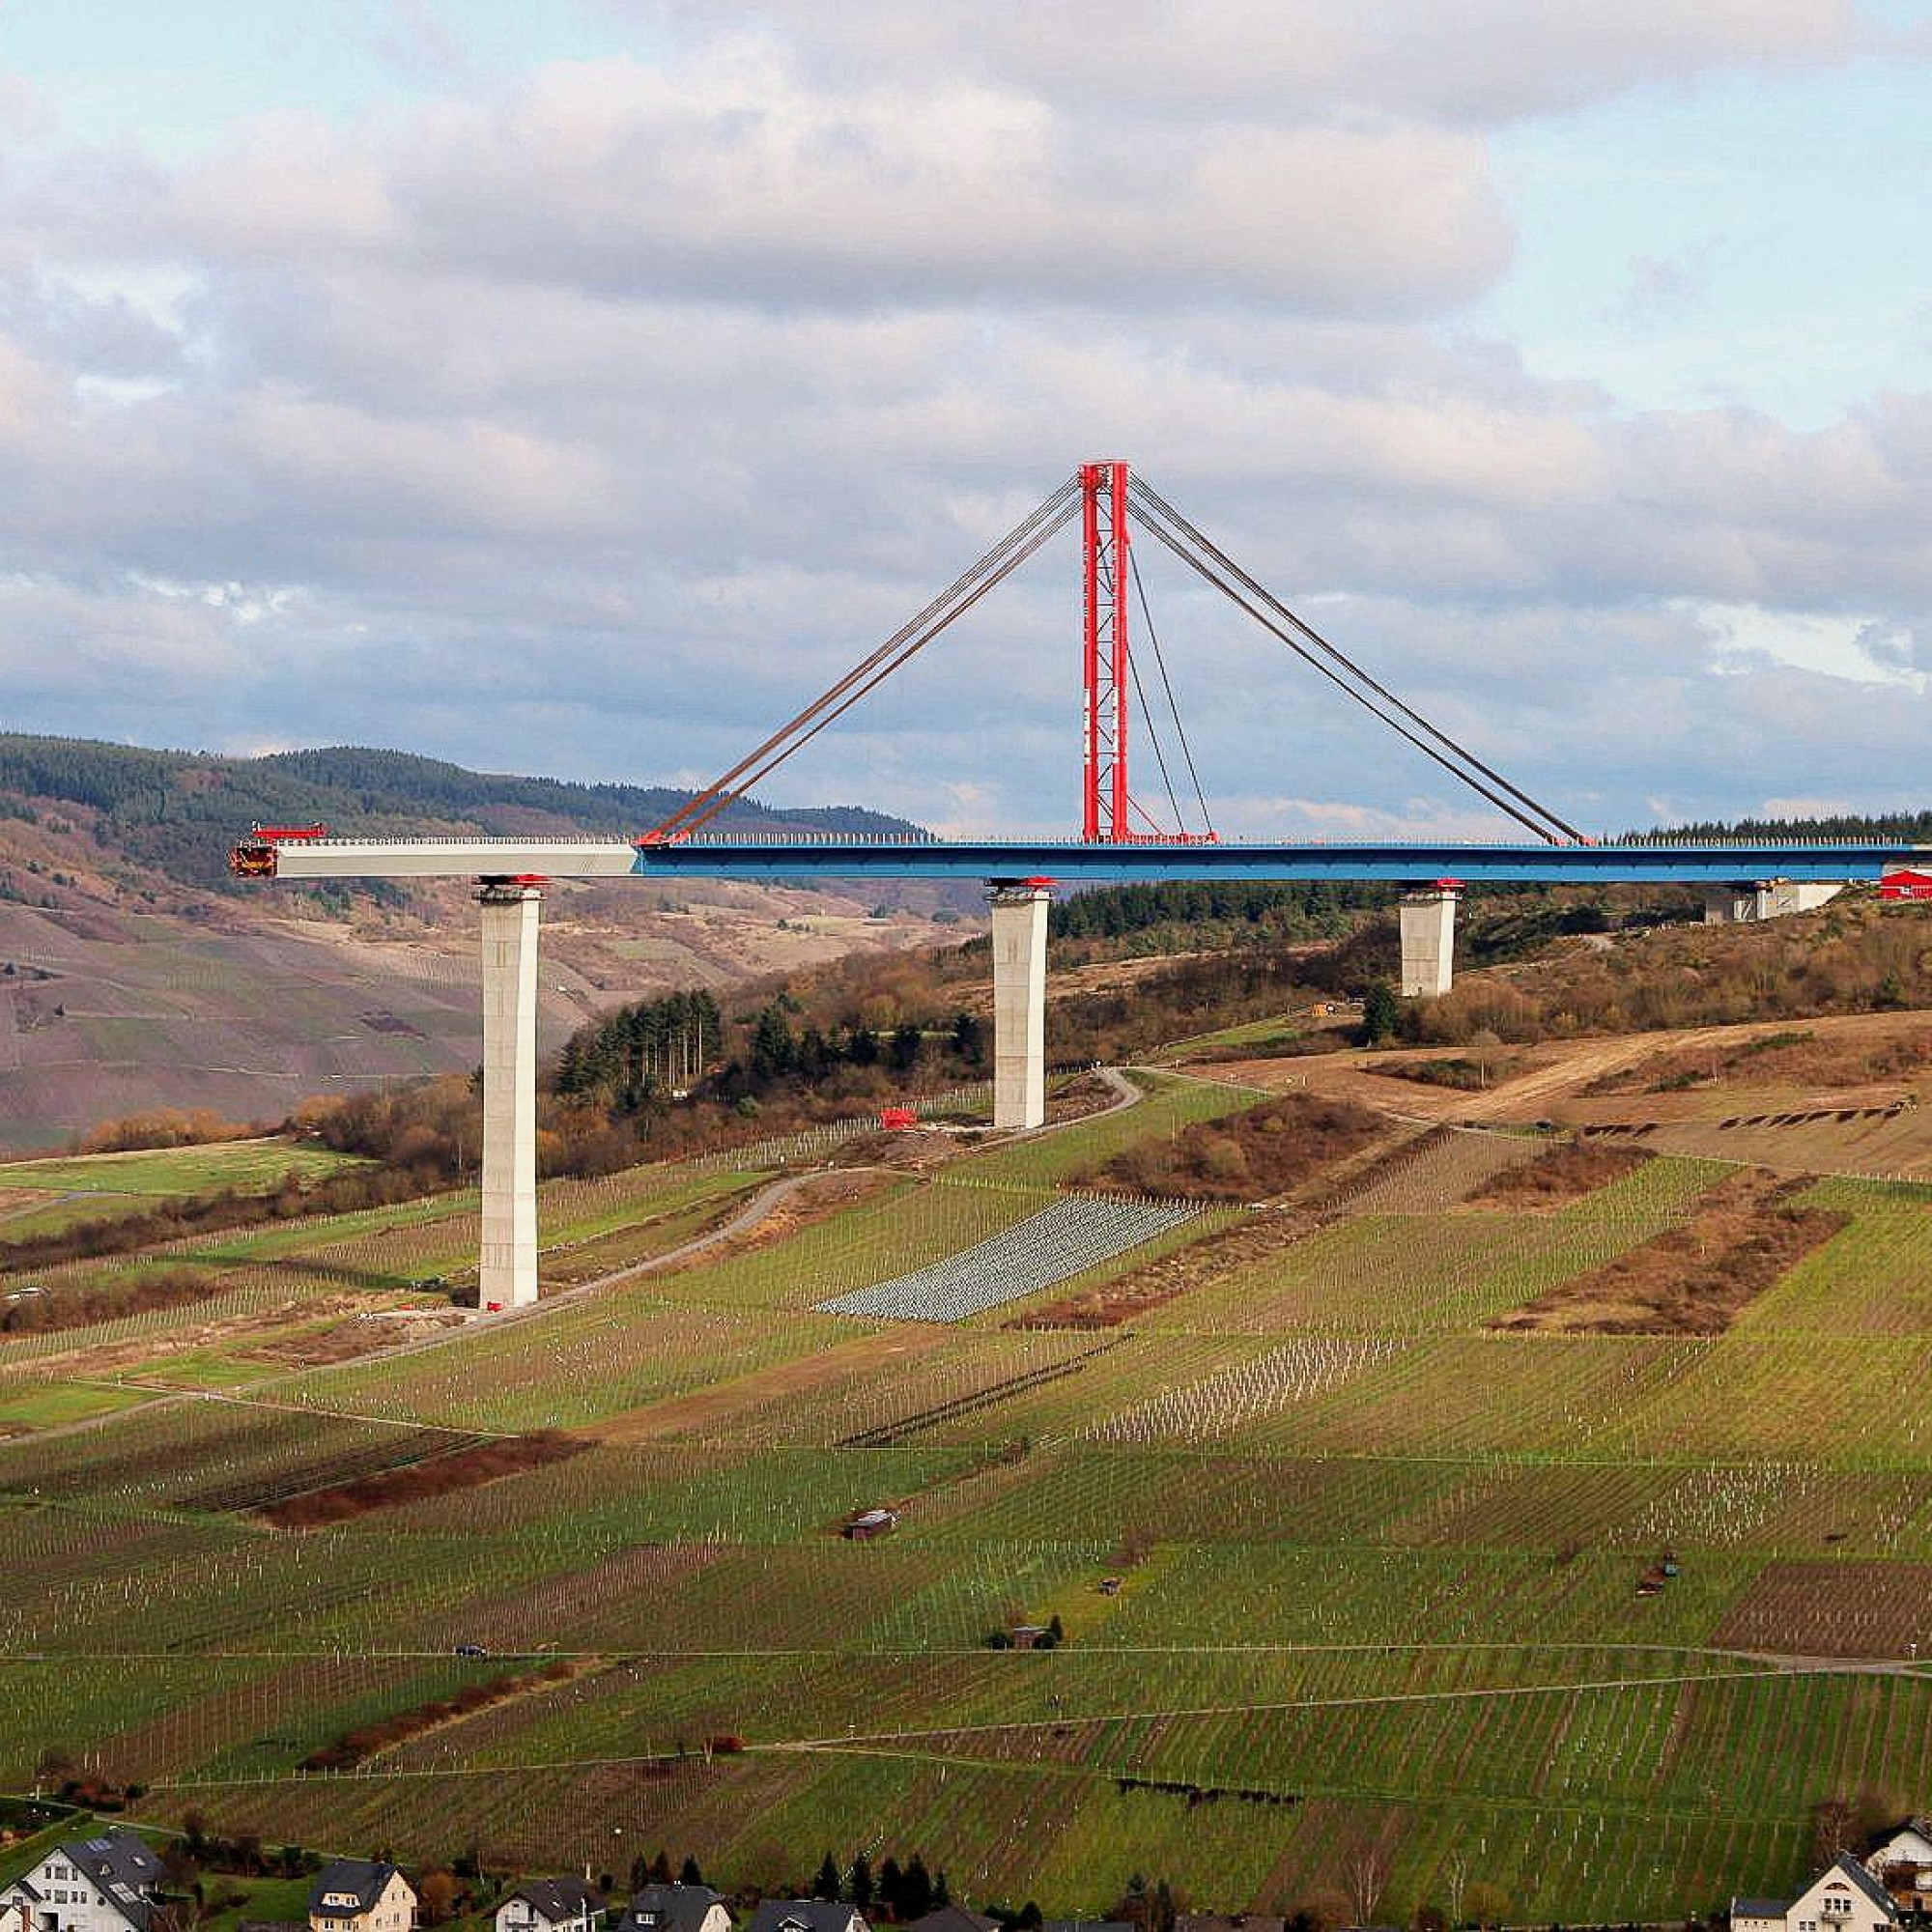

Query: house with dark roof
[
  {"left": 747, "top": 1902, "right": 867, "bottom": 1932},
  {"left": 615, "top": 1887, "right": 729, "bottom": 1932},
  {"left": 910, "top": 1909, "right": 998, "bottom": 1932},
  {"left": 1732, "top": 1853, "right": 1900, "bottom": 1932},
  {"left": 307, "top": 1861, "right": 416, "bottom": 1932},
  {"left": 0, "top": 1828, "right": 167, "bottom": 1932},
  {"left": 497, "top": 1883, "right": 605, "bottom": 1932}
]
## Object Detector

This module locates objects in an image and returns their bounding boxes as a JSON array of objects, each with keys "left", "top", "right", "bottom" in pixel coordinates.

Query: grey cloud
[
  {"left": 651, "top": 1, "right": 1857, "bottom": 126},
  {"left": 126, "top": 51, "right": 1510, "bottom": 318}
]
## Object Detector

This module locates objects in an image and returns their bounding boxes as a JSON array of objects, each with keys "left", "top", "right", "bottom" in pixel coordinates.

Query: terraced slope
[{"left": 0, "top": 1067, "right": 1930, "bottom": 1922}]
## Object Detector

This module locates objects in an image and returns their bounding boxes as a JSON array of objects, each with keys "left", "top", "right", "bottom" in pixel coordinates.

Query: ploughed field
[{"left": 8, "top": 1065, "right": 1932, "bottom": 1921}]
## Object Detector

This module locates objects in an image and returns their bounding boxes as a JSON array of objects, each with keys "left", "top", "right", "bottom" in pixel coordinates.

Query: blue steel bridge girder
[{"left": 628, "top": 839, "right": 1920, "bottom": 889}]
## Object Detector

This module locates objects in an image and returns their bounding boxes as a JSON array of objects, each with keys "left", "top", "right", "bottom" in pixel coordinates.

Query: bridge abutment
[
  {"left": 988, "top": 882, "right": 1050, "bottom": 1129},
  {"left": 1702, "top": 880, "right": 1844, "bottom": 923},
  {"left": 478, "top": 882, "right": 542, "bottom": 1309},
  {"left": 1400, "top": 884, "right": 1461, "bottom": 998}
]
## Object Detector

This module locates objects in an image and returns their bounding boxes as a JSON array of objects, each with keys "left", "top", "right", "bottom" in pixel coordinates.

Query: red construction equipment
[{"left": 229, "top": 823, "right": 330, "bottom": 878}]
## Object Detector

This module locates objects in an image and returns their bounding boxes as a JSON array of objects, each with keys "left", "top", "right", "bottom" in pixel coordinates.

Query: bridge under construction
[{"left": 232, "top": 461, "right": 1931, "bottom": 1312}]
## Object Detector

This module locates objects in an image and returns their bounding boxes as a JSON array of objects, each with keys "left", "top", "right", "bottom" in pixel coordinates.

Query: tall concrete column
[
  {"left": 1399, "top": 884, "right": 1460, "bottom": 998},
  {"left": 478, "top": 882, "right": 542, "bottom": 1309},
  {"left": 988, "top": 882, "right": 1050, "bottom": 1130}
]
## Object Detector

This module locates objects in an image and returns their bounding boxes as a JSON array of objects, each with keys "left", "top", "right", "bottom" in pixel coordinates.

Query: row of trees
[
  {"left": 556, "top": 992, "right": 725, "bottom": 1111},
  {"left": 1049, "top": 880, "right": 1391, "bottom": 946},
  {"left": 552, "top": 991, "right": 988, "bottom": 1118},
  {"left": 809, "top": 1851, "right": 953, "bottom": 1920}
]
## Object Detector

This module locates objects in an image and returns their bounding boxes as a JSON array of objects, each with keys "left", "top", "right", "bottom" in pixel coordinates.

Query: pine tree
[
  {"left": 890, "top": 1022, "right": 923, "bottom": 1073},
  {"left": 901, "top": 1856, "right": 934, "bottom": 1921},
  {"left": 813, "top": 1855, "right": 842, "bottom": 1903},
  {"left": 752, "top": 1005, "right": 797, "bottom": 1083},
  {"left": 679, "top": 1858, "right": 704, "bottom": 1889},
  {"left": 1362, "top": 979, "right": 1402, "bottom": 1044},
  {"left": 950, "top": 1011, "right": 985, "bottom": 1065},
  {"left": 848, "top": 1854, "right": 874, "bottom": 1913}
]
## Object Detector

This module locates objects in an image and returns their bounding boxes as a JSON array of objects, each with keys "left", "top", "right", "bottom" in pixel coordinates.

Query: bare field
[
  {"left": 1713, "top": 1559, "right": 1932, "bottom": 1658},
  {"left": 1488, "top": 1169, "right": 1848, "bottom": 1336}
]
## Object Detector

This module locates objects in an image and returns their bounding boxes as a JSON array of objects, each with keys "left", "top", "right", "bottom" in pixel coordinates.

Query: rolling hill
[{"left": 0, "top": 735, "right": 958, "bottom": 1151}]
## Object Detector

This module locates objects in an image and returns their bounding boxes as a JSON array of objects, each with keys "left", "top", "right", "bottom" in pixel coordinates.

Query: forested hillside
[
  {"left": 0, "top": 736, "right": 951, "bottom": 1151},
  {"left": 0, "top": 735, "right": 921, "bottom": 893}
]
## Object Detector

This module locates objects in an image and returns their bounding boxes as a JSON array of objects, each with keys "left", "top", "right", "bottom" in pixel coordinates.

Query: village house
[
  {"left": 615, "top": 1887, "right": 730, "bottom": 1932},
  {"left": 1733, "top": 1853, "right": 1899, "bottom": 1932},
  {"left": 1178, "top": 1916, "right": 1288, "bottom": 1932},
  {"left": 909, "top": 1909, "right": 999, "bottom": 1932},
  {"left": 497, "top": 1882, "right": 605, "bottom": 1932},
  {"left": 307, "top": 1861, "right": 417, "bottom": 1932},
  {"left": 1867, "top": 1823, "right": 1932, "bottom": 1910},
  {"left": 0, "top": 1828, "right": 167, "bottom": 1932},
  {"left": 748, "top": 1902, "right": 868, "bottom": 1932}
]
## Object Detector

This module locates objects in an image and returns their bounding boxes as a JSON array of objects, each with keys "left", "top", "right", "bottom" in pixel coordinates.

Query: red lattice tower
[{"left": 1081, "top": 458, "right": 1131, "bottom": 841}]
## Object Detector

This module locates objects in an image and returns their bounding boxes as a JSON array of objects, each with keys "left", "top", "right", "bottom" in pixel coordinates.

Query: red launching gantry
[{"left": 228, "top": 824, "right": 330, "bottom": 879}]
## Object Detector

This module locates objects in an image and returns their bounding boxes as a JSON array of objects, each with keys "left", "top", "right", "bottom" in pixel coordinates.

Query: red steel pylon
[{"left": 1081, "top": 458, "right": 1131, "bottom": 841}]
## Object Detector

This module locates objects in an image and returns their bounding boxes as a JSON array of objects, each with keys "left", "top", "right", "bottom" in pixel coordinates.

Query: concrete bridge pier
[
  {"left": 1703, "top": 880, "right": 1844, "bottom": 923},
  {"left": 1399, "top": 882, "right": 1461, "bottom": 998},
  {"left": 988, "top": 881, "right": 1050, "bottom": 1129},
  {"left": 477, "top": 880, "right": 543, "bottom": 1308}
]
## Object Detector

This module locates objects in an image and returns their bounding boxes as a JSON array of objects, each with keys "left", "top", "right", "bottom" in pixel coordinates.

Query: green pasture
[
  {"left": 0, "top": 1379, "right": 154, "bottom": 1430},
  {"left": 0, "top": 1139, "right": 367, "bottom": 1202}
]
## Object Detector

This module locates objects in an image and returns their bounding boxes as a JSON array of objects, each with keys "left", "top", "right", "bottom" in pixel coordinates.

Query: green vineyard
[{"left": 2, "top": 1078, "right": 1931, "bottom": 1922}]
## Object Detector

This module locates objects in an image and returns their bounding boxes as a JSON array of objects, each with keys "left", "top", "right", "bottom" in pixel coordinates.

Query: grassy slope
[{"left": 7, "top": 1048, "right": 1932, "bottom": 1916}]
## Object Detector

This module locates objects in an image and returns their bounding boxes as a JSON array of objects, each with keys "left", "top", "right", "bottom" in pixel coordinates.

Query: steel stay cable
[
  {"left": 1129, "top": 543, "right": 1214, "bottom": 838},
  {"left": 654, "top": 476, "right": 1076, "bottom": 838},
  {"left": 1123, "top": 632, "right": 1186, "bottom": 834},
  {"left": 1127, "top": 506, "right": 1561, "bottom": 844},
  {"left": 648, "top": 475, "right": 1079, "bottom": 840},
  {"left": 1128, "top": 475, "right": 1580, "bottom": 842},
  {"left": 668, "top": 500, "right": 1081, "bottom": 836}
]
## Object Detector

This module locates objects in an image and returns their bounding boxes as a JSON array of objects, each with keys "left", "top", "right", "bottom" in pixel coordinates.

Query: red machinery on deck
[{"left": 228, "top": 824, "right": 329, "bottom": 878}]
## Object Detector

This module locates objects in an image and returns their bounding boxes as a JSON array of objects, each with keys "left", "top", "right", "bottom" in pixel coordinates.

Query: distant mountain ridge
[{"left": 0, "top": 735, "right": 923, "bottom": 892}]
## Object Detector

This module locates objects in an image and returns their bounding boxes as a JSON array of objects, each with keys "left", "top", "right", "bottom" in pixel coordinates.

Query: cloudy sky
[{"left": 3, "top": 1, "right": 1930, "bottom": 839}]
